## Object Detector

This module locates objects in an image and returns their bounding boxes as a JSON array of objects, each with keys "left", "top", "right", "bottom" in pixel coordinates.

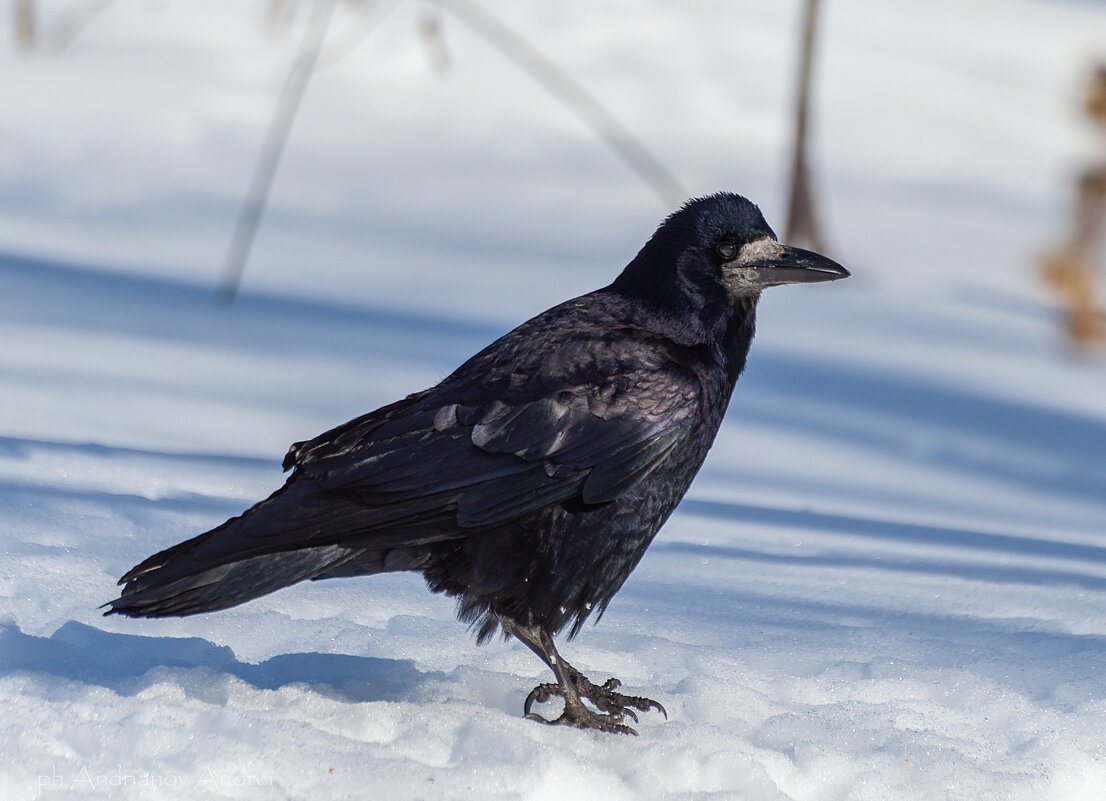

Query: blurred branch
[
  {"left": 219, "top": 0, "right": 338, "bottom": 302},
  {"left": 219, "top": 0, "right": 681, "bottom": 299},
  {"left": 265, "top": 0, "right": 297, "bottom": 36},
  {"left": 315, "top": 0, "right": 406, "bottom": 71},
  {"left": 13, "top": 0, "right": 36, "bottom": 50},
  {"left": 784, "top": 0, "right": 827, "bottom": 252},
  {"left": 43, "top": 0, "right": 116, "bottom": 53},
  {"left": 418, "top": 0, "right": 450, "bottom": 73},
  {"left": 442, "top": 0, "right": 684, "bottom": 208}
]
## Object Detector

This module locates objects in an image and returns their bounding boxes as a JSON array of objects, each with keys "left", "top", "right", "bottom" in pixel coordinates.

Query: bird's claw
[
  {"left": 619, "top": 695, "right": 667, "bottom": 720},
  {"left": 588, "top": 687, "right": 667, "bottom": 722},
  {"left": 560, "top": 713, "right": 638, "bottom": 736},
  {"left": 522, "top": 670, "right": 665, "bottom": 733},
  {"left": 569, "top": 670, "right": 667, "bottom": 722},
  {"left": 525, "top": 706, "right": 639, "bottom": 735},
  {"left": 523, "top": 682, "right": 559, "bottom": 717}
]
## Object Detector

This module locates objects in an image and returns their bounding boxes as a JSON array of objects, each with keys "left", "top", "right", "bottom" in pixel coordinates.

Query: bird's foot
[
  {"left": 569, "top": 672, "right": 668, "bottom": 723},
  {"left": 523, "top": 669, "right": 666, "bottom": 735}
]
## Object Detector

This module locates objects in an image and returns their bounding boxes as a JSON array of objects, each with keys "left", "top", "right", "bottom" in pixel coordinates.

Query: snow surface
[{"left": 2, "top": 1, "right": 1106, "bottom": 799}]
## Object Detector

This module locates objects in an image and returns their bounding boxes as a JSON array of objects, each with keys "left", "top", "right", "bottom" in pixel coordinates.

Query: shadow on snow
[
  {"left": 0, "top": 621, "right": 447, "bottom": 705},
  {"left": 676, "top": 498, "right": 1106, "bottom": 567}
]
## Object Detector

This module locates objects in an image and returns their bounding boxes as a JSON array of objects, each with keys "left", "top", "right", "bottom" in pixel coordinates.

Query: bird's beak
[
  {"left": 753, "top": 244, "right": 850, "bottom": 285},
  {"left": 722, "top": 238, "right": 850, "bottom": 296}
]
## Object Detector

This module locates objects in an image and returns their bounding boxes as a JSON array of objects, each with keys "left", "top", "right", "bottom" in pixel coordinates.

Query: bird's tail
[{"left": 105, "top": 479, "right": 428, "bottom": 618}]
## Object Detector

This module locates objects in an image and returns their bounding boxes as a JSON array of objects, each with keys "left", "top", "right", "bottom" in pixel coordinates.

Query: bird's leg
[
  {"left": 501, "top": 618, "right": 664, "bottom": 734},
  {"left": 498, "top": 618, "right": 576, "bottom": 719}
]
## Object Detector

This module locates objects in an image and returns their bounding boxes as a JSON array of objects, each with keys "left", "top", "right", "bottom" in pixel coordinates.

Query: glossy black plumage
[{"left": 108, "top": 192, "right": 848, "bottom": 733}]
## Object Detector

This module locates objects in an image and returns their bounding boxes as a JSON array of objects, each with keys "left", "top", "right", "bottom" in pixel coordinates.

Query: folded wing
[{"left": 109, "top": 332, "right": 700, "bottom": 616}]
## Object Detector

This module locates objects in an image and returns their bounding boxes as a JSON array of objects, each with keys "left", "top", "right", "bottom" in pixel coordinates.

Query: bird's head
[{"left": 614, "top": 192, "right": 849, "bottom": 313}]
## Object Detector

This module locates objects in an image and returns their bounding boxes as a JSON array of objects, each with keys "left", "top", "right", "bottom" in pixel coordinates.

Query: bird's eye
[{"left": 716, "top": 242, "right": 737, "bottom": 260}]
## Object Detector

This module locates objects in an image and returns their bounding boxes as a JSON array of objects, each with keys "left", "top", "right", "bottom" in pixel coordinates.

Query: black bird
[{"left": 108, "top": 193, "right": 849, "bottom": 734}]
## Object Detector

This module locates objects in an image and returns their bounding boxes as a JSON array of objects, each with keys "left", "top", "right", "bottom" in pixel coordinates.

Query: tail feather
[
  {"left": 106, "top": 545, "right": 362, "bottom": 617},
  {"left": 106, "top": 476, "right": 455, "bottom": 618}
]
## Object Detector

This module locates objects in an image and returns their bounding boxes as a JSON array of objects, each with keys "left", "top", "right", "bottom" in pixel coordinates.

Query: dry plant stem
[
  {"left": 219, "top": 0, "right": 338, "bottom": 302},
  {"left": 784, "top": 0, "right": 827, "bottom": 253},
  {"left": 444, "top": 0, "right": 685, "bottom": 208}
]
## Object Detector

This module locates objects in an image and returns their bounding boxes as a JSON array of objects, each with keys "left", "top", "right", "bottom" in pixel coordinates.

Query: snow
[{"left": 2, "top": 0, "right": 1106, "bottom": 798}]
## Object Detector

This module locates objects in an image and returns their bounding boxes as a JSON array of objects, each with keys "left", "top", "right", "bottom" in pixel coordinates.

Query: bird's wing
[{"left": 284, "top": 333, "right": 701, "bottom": 531}]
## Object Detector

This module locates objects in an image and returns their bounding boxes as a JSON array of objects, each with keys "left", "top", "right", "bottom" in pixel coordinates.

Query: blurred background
[
  {"left": 4, "top": 3, "right": 1106, "bottom": 797},
  {"left": 1, "top": 0, "right": 1102, "bottom": 317}
]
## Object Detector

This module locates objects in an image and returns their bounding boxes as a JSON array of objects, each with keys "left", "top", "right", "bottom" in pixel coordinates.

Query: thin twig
[
  {"left": 13, "top": 0, "right": 37, "bottom": 50},
  {"left": 315, "top": 0, "right": 406, "bottom": 71},
  {"left": 219, "top": 0, "right": 338, "bottom": 302},
  {"left": 443, "top": 0, "right": 684, "bottom": 208},
  {"left": 418, "top": 0, "right": 450, "bottom": 73},
  {"left": 784, "top": 0, "right": 827, "bottom": 251}
]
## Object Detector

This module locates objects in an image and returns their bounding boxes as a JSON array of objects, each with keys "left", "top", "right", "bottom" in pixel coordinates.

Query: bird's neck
[
  {"left": 604, "top": 284, "right": 758, "bottom": 383},
  {"left": 611, "top": 244, "right": 758, "bottom": 375},
  {"left": 719, "top": 295, "right": 758, "bottom": 384}
]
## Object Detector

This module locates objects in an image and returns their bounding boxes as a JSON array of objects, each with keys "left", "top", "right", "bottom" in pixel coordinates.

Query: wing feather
[{"left": 284, "top": 336, "right": 702, "bottom": 538}]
